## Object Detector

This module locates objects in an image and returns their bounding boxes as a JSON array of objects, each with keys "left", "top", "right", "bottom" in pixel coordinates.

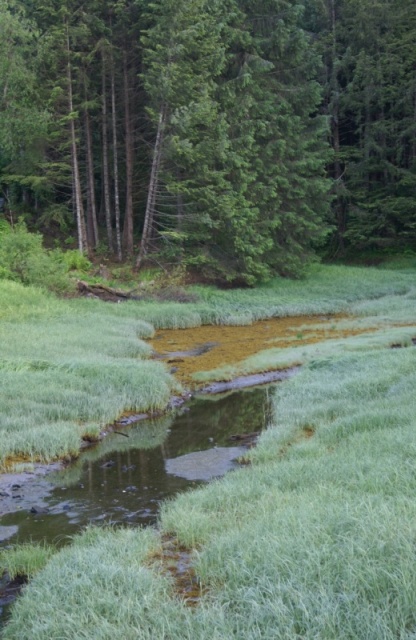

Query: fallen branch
[{"left": 77, "top": 280, "right": 141, "bottom": 302}]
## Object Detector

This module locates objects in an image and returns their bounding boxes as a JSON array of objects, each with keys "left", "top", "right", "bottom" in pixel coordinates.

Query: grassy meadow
[
  {"left": 2, "top": 262, "right": 416, "bottom": 638},
  {"left": 2, "top": 263, "right": 415, "bottom": 469},
  {"left": 0, "top": 281, "right": 178, "bottom": 470}
]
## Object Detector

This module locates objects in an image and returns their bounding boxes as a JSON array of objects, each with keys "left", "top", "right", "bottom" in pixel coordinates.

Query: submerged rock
[
  {"left": 0, "top": 526, "right": 18, "bottom": 543},
  {"left": 30, "top": 506, "right": 49, "bottom": 515},
  {"left": 165, "top": 446, "right": 246, "bottom": 482}
]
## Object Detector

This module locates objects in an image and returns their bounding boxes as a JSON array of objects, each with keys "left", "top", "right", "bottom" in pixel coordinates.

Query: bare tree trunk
[
  {"left": 122, "top": 50, "right": 134, "bottom": 255},
  {"left": 66, "top": 21, "right": 88, "bottom": 255},
  {"left": 135, "top": 107, "right": 165, "bottom": 270},
  {"left": 329, "top": 0, "right": 345, "bottom": 253},
  {"left": 110, "top": 48, "right": 122, "bottom": 261},
  {"left": 84, "top": 105, "right": 99, "bottom": 248},
  {"left": 412, "top": 76, "right": 416, "bottom": 162},
  {"left": 101, "top": 52, "right": 113, "bottom": 251}
]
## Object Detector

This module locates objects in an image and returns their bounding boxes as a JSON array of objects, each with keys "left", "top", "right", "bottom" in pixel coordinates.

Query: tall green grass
[
  {"left": 4, "top": 267, "right": 416, "bottom": 639},
  {"left": 3, "top": 263, "right": 415, "bottom": 467},
  {"left": 0, "top": 543, "right": 55, "bottom": 580},
  {"left": 5, "top": 346, "right": 416, "bottom": 639},
  {"left": 85, "top": 263, "right": 415, "bottom": 329},
  {"left": 0, "top": 281, "right": 178, "bottom": 469}
]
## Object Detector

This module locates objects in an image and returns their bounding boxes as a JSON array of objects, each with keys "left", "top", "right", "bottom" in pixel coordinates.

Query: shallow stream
[{"left": 0, "top": 385, "right": 273, "bottom": 625}]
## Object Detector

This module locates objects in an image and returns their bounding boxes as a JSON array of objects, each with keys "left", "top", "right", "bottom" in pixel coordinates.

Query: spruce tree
[
  {"left": 0, "top": 0, "right": 49, "bottom": 211},
  {"left": 138, "top": 0, "right": 331, "bottom": 283}
]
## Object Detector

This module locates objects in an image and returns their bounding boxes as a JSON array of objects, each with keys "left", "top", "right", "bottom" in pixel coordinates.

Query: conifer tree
[
  {"left": 137, "top": 0, "right": 331, "bottom": 282},
  {"left": 0, "top": 0, "right": 49, "bottom": 211},
  {"left": 307, "top": 0, "right": 416, "bottom": 253}
]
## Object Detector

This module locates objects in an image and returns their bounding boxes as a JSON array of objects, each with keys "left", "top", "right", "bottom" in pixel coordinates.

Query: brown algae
[
  {"left": 149, "top": 537, "right": 205, "bottom": 606},
  {"left": 150, "top": 315, "right": 373, "bottom": 387}
]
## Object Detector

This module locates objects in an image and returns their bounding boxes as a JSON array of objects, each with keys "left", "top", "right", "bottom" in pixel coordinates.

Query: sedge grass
[
  {"left": 0, "top": 281, "right": 177, "bottom": 469},
  {"left": 4, "top": 262, "right": 414, "bottom": 467},
  {"left": 0, "top": 542, "right": 55, "bottom": 580},
  {"left": 5, "top": 345, "right": 416, "bottom": 638},
  {"left": 70, "top": 264, "right": 416, "bottom": 330},
  {"left": 3, "top": 264, "right": 416, "bottom": 638}
]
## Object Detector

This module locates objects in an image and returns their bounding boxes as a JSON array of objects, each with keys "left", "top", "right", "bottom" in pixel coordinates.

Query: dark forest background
[{"left": 1, "top": 0, "right": 415, "bottom": 284}]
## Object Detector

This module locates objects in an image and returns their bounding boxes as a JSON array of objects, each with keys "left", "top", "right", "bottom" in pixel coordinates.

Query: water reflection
[{"left": 0, "top": 386, "right": 272, "bottom": 547}]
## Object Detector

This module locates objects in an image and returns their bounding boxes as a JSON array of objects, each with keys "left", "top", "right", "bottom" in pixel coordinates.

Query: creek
[{"left": 0, "top": 384, "right": 274, "bottom": 626}]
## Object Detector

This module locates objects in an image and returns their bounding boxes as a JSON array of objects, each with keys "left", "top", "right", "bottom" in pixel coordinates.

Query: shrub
[
  {"left": 60, "top": 249, "right": 92, "bottom": 272},
  {"left": 0, "top": 221, "right": 72, "bottom": 293}
]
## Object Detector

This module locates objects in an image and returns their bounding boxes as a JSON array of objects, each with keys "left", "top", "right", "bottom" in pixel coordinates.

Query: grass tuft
[
  {"left": 0, "top": 282, "right": 178, "bottom": 469},
  {"left": 0, "top": 542, "right": 56, "bottom": 580}
]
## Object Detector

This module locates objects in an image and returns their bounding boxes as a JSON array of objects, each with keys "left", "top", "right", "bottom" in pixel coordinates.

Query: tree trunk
[
  {"left": 101, "top": 52, "right": 113, "bottom": 251},
  {"left": 84, "top": 104, "right": 99, "bottom": 248},
  {"left": 122, "top": 50, "right": 134, "bottom": 255},
  {"left": 329, "top": 0, "right": 345, "bottom": 253},
  {"left": 110, "top": 48, "right": 122, "bottom": 261},
  {"left": 135, "top": 106, "right": 165, "bottom": 270},
  {"left": 66, "top": 21, "right": 88, "bottom": 255}
]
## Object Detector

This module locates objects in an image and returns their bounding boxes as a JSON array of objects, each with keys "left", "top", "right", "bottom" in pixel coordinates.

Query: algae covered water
[{"left": 0, "top": 386, "right": 272, "bottom": 549}]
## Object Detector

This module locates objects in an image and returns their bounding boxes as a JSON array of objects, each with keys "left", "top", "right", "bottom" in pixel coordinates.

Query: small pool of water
[
  {"left": 0, "top": 386, "right": 272, "bottom": 549},
  {"left": 0, "top": 385, "right": 273, "bottom": 627}
]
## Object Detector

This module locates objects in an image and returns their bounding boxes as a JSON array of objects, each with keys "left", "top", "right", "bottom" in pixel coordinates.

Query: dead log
[{"left": 77, "top": 280, "right": 141, "bottom": 302}]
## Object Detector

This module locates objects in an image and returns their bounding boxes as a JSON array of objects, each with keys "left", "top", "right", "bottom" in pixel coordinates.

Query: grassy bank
[
  {"left": 0, "top": 281, "right": 178, "bottom": 470},
  {"left": 2, "top": 263, "right": 416, "bottom": 638},
  {"left": 4, "top": 333, "right": 416, "bottom": 638},
  {"left": 2, "top": 263, "right": 415, "bottom": 469}
]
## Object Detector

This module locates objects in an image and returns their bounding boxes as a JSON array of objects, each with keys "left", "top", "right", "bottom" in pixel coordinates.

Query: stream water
[{"left": 0, "top": 385, "right": 273, "bottom": 626}]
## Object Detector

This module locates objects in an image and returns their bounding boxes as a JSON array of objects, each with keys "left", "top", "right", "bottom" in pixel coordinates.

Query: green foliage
[
  {"left": 306, "top": 0, "right": 416, "bottom": 253},
  {"left": 36, "top": 203, "right": 72, "bottom": 232},
  {"left": 0, "top": 543, "right": 56, "bottom": 580},
  {"left": 141, "top": 0, "right": 331, "bottom": 284},
  {"left": 60, "top": 249, "right": 92, "bottom": 272},
  {"left": 0, "top": 221, "right": 72, "bottom": 293}
]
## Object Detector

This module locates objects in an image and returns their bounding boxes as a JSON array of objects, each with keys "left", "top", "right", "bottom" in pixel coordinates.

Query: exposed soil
[
  {"left": 150, "top": 537, "right": 206, "bottom": 606},
  {"left": 0, "top": 464, "right": 62, "bottom": 520}
]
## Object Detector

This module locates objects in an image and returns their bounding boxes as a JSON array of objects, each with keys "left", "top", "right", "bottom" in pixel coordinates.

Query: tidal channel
[{"left": 0, "top": 385, "right": 274, "bottom": 626}]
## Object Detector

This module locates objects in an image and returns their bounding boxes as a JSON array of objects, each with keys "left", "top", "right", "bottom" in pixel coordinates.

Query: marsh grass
[
  {"left": 0, "top": 360, "right": 177, "bottom": 469},
  {"left": 0, "top": 543, "right": 55, "bottom": 580},
  {"left": 0, "top": 282, "right": 177, "bottom": 469},
  {"left": 81, "top": 264, "right": 415, "bottom": 330},
  {"left": 192, "top": 287, "right": 416, "bottom": 383},
  {"left": 2, "top": 528, "right": 183, "bottom": 640},
  {"left": 157, "top": 346, "right": 416, "bottom": 638},
  {"left": 4, "top": 264, "right": 416, "bottom": 639},
  {"left": 6, "top": 345, "right": 416, "bottom": 638},
  {"left": 5, "top": 263, "right": 415, "bottom": 467}
]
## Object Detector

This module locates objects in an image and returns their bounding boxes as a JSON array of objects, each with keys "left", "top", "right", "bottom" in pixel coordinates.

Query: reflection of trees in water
[
  {"left": 164, "top": 386, "right": 272, "bottom": 458},
  {"left": 50, "top": 416, "right": 173, "bottom": 488},
  {"left": 1, "top": 387, "right": 273, "bottom": 548},
  {"left": 49, "top": 387, "right": 272, "bottom": 493}
]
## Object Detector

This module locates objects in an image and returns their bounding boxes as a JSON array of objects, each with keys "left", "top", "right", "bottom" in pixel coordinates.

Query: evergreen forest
[{"left": 1, "top": 0, "right": 416, "bottom": 284}]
